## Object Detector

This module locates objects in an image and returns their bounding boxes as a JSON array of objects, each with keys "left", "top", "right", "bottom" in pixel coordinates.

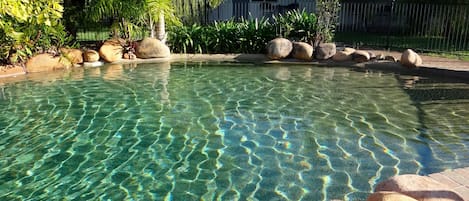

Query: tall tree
[
  {"left": 84, "top": 0, "right": 179, "bottom": 41},
  {"left": 142, "top": 0, "right": 180, "bottom": 41}
]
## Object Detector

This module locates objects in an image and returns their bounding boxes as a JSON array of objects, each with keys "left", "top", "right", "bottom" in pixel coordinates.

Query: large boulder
[
  {"left": 353, "top": 50, "right": 371, "bottom": 63},
  {"left": 367, "top": 191, "right": 418, "bottom": 201},
  {"left": 135, "top": 37, "right": 170, "bottom": 59},
  {"left": 315, "top": 43, "right": 336, "bottom": 60},
  {"left": 266, "top": 38, "right": 293, "bottom": 60},
  {"left": 26, "top": 53, "right": 70, "bottom": 73},
  {"left": 332, "top": 47, "right": 355, "bottom": 62},
  {"left": 375, "top": 174, "right": 463, "bottom": 201},
  {"left": 99, "top": 38, "right": 124, "bottom": 63},
  {"left": 84, "top": 50, "right": 100, "bottom": 62},
  {"left": 292, "top": 42, "right": 314, "bottom": 61},
  {"left": 60, "top": 48, "right": 83, "bottom": 64},
  {"left": 400, "top": 49, "right": 422, "bottom": 68}
]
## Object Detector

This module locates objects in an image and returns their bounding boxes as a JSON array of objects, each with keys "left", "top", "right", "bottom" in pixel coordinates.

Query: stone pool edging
[
  {"left": 0, "top": 65, "right": 26, "bottom": 78},
  {"left": 1, "top": 53, "right": 469, "bottom": 81}
]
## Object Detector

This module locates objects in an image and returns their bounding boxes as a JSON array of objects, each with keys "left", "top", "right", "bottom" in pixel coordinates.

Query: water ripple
[{"left": 0, "top": 63, "right": 468, "bottom": 200}]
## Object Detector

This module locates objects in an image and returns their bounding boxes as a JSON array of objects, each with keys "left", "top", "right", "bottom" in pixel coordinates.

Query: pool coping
[
  {"left": 115, "top": 53, "right": 469, "bottom": 80},
  {"left": 1, "top": 53, "right": 469, "bottom": 82}
]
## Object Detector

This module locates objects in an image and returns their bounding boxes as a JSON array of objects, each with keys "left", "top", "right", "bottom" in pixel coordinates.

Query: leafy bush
[
  {"left": 0, "top": 0, "right": 73, "bottom": 65},
  {"left": 273, "top": 9, "right": 317, "bottom": 44},
  {"left": 315, "top": 0, "right": 341, "bottom": 46},
  {"left": 168, "top": 17, "right": 276, "bottom": 54},
  {"left": 168, "top": 9, "right": 335, "bottom": 54},
  {"left": 169, "top": 6, "right": 343, "bottom": 54}
]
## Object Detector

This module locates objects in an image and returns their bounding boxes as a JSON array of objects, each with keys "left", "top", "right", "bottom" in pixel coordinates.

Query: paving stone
[
  {"left": 454, "top": 186, "right": 469, "bottom": 200},
  {"left": 429, "top": 173, "right": 461, "bottom": 188},
  {"left": 442, "top": 169, "right": 469, "bottom": 186},
  {"left": 453, "top": 168, "right": 469, "bottom": 181}
]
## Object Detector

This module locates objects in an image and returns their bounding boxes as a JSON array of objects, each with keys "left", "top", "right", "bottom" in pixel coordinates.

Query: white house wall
[{"left": 209, "top": 0, "right": 316, "bottom": 22}]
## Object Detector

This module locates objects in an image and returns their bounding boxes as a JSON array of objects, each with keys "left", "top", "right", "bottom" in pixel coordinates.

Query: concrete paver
[
  {"left": 442, "top": 169, "right": 469, "bottom": 187},
  {"left": 428, "top": 173, "right": 461, "bottom": 188},
  {"left": 429, "top": 167, "right": 469, "bottom": 200},
  {"left": 454, "top": 186, "right": 469, "bottom": 200}
]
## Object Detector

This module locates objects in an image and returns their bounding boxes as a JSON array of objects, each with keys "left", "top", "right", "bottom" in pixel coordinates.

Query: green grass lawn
[{"left": 425, "top": 52, "right": 469, "bottom": 61}]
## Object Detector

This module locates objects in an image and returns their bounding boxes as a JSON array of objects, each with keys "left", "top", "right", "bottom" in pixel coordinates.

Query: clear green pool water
[{"left": 0, "top": 62, "right": 468, "bottom": 200}]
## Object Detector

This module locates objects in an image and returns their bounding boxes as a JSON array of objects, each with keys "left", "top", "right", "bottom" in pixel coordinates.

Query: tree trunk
[
  {"left": 149, "top": 14, "right": 155, "bottom": 38},
  {"left": 156, "top": 13, "right": 166, "bottom": 44}
]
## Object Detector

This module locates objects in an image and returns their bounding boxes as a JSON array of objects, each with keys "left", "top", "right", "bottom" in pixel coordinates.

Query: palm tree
[
  {"left": 85, "top": 0, "right": 178, "bottom": 42},
  {"left": 143, "top": 0, "right": 179, "bottom": 42}
]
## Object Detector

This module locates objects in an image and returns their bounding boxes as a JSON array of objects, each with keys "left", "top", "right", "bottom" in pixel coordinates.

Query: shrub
[
  {"left": 315, "top": 0, "right": 341, "bottom": 46},
  {"left": 273, "top": 9, "right": 317, "bottom": 44},
  {"left": 168, "top": 6, "right": 342, "bottom": 54},
  {"left": 0, "top": 0, "right": 73, "bottom": 65},
  {"left": 168, "top": 17, "right": 276, "bottom": 54}
]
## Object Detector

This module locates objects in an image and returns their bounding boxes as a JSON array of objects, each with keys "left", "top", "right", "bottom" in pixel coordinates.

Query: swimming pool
[{"left": 0, "top": 62, "right": 468, "bottom": 200}]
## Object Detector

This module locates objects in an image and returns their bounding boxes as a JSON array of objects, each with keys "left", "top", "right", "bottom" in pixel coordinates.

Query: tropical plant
[
  {"left": 142, "top": 0, "right": 180, "bottom": 41},
  {"left": 237, "top": 18, "right": 276, "bottom": 53},
  {"left": 0, "top": 0, "right": 69, "bottom": 65},
  {"left": 85, "top": 0, "right": 145, "bottom": 39},
  {"left": 168, "top": 23, "right": 209, "bottom": 53},
  {"left": 84, "top": 0, "right": 180, "bottom": 41},
  {"left": 273, "top": 9, "right": 317, "bottom": 44},
  {"left": 315, "top": 0, "right": 341, "bottom": 47},
  {"left": 168, "top": 17, "right": 276, "bottom": 54}
]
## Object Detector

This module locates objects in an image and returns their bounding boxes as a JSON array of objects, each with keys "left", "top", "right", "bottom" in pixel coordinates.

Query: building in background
[{"left": 209, "top": 0, "right": 316, "bottom": 21}]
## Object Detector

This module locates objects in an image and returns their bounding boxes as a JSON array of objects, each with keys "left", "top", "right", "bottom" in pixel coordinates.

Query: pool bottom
[{"left": 0, "top": 62, "right": 468, "bottom": 200}]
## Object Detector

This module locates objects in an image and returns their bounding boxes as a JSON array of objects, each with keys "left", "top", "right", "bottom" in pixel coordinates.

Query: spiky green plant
[
  {"left": 168, "top": 17, "right": 275, "bottom": 54},
  {"left": 273, "top": 9, "right": 317, "bottom": 44}
]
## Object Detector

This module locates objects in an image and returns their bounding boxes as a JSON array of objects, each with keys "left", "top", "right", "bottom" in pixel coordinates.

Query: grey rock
[
  {"left": 135, "top": 37, "right": 170, "bottom": 59},
  {"left": 315, "top": 43, "right": 336, "bottom": 60},
  {"left": 352, "top": 50, "right": 370, "bottom": 63},
  {"left": 400, "top": 49, "right": 422, "bottom": 68},
  {"left": 266, "top": 38, "right": 293, "bottom": 60},
  {"left": 292, "top": 42, "right": 314, "bottom": 61}
]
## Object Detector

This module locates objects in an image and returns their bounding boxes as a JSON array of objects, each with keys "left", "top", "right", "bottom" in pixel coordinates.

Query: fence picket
[
  {"left": 423, "top": 4, "right": 430, "bottom": 50},
  {"left": 429, "top": 4, "right": 436, "bottom": 50},
  {"left": 336, "top": 1, "right": 468, "bottom": 55},
  {"left": 461, "top": 5, "right": 469, "bottom": 50}
]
